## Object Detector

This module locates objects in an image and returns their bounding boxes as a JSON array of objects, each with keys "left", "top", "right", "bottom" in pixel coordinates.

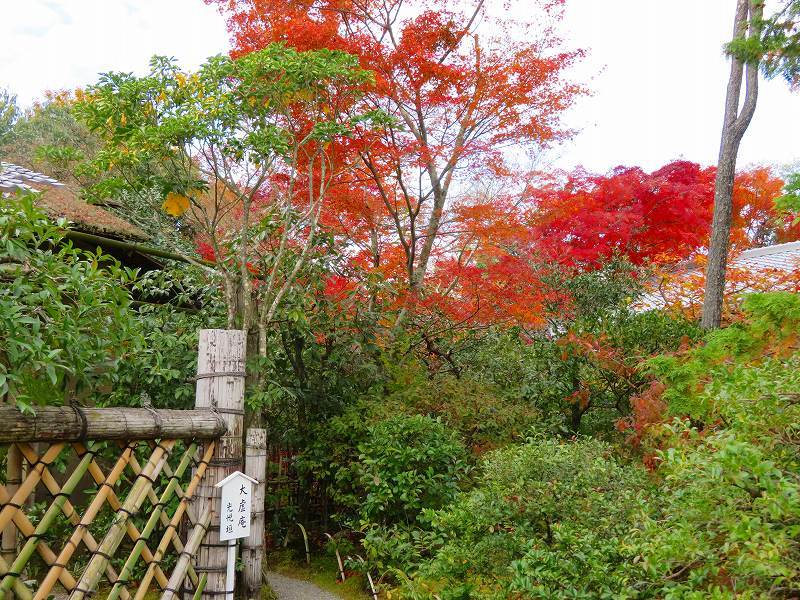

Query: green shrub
[
  {"left": 380, "top": 365, "right": 539, "bottom": 451},
  {"left": 403, "top": 436, "right": 651, "bottom": 598},
  {"left": 634, "top": 422, "right": 800, "bottom": 598},
  {"left": 0, "top": 194, "right": 140, "bottom": 410},
  {"left": 631, "top": 294, "right": 800, "bottom": 597},
  {"left": 325, "top": 414, "right": 469, "bottom": 577},
  {"left": 346, "top": 414, "right": 470, "bottom": 528}
]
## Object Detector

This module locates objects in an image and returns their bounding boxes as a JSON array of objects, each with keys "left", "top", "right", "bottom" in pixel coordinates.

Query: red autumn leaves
[{"left": 204, "top": 0, "right": 795, "bottom": 329}]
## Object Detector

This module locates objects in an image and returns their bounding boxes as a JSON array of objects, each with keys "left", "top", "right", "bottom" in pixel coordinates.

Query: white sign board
[{"left": 216, "top": 471, "right": 257, "bottom": 541}]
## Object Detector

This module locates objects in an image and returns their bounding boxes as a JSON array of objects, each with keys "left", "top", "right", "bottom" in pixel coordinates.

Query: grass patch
[{"left": 266, "top": 548, "right": 371, "bottom": 600}]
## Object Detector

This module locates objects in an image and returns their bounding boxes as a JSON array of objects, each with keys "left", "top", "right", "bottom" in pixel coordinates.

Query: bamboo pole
[
  {"left": 28, "top": 444, "right": 134, "bottom": 600},
  {"left": 124, "top": 451, "right": 197, "bottom": 589},
  {"left": 0, "top": 445, "right": 96, "bottom": 594},
  {"left": 185, "top": 330, "right": 246, "bottom": 600},
  {"left": 69, "top": 440, "right": 175, "bottom": 600},
  {"left": 0, "top": 407, "right": 225, "bottom": 443},
  {"left": 191, "top": 574, "right": 207, "bottom": 600},
  {"left": 14, "top": 444, "right": 131, "bottom": 600},
  {"left": 106, "top": 444, "right": 196, "bottom": 600},
  {"left": 0, "top": 554, "right": 32, "bottom": 600},
  {"left": 133, "top": 442, "right": 214, "bottom": 600},
  {"left": 71, "top": 443, "right": 165, "bottom": 595},
  {"left": 2, "top": 444, "right": 21, "bottom": 600},
  {"left": 0, "top": 485, "right": 78, "bottom": 593},
  {"left": 242, "top": 429, "right": 266, "bottom": 599},
  {"left": 161, "top": 508, "right": 211, "bottom": 600},
  {"left": 0, "top": 444, "right": 63, "bottom": 534},
  {"left": 64, "top": 230, "right": 216, "bottom": 268}
]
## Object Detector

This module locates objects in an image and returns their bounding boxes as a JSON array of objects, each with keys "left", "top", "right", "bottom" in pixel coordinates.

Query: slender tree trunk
[{"left": 702, "top": 0, "right": 763, "bottom": 329}]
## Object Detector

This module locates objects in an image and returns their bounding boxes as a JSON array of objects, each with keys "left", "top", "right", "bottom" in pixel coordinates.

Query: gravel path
[{"left": 266, "top": 572, "right": 343, "bottom": 600}]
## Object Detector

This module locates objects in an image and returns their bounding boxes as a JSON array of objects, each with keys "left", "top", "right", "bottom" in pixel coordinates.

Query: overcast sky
[{"left": 2, "top": 0, "right": 798, "bottom": 174}]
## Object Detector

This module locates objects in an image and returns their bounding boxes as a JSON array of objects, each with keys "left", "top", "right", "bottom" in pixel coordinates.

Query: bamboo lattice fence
[{"left": 0, "top": 406, "right": 225, "bottom": 600}]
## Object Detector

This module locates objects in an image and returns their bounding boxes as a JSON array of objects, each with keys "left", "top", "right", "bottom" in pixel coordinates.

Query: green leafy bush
[
  {"left": 0, "top": 193, "right": 225, "bottom": 410},
  {"left": 402, "top": 436, "right": 651, "bottom": 599},
  {"left": 325, "top": 414, "right": 469, "bottom": 576},
  {"left": 344, "top": 414, "right": 469, "bottom": 528},
  {"left": 0, "top": 194, "right": 140, "bottom": 410},
  {"left": 379, "top": 364, "right": 539, "bottom": 451},
  {"left": 631, "top": 293, "right": 800, "bottom": 597},
  {"left": 103, "top": 265, "right": 226, "bottom": 409}
]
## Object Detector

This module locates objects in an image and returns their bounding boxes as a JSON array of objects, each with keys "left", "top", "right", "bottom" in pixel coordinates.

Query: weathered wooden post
[
  {"left": 242, "top": 429, "right": 267, "bottom": 599},
  {"left": 187, "top": 330, "right": 246, "bottom": 600}
]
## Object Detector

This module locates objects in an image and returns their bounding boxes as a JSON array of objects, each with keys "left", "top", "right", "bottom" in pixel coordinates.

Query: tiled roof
[
  {"left": 734, "top": 241, "right": 800, "bottom": 272},
  {"left": 0, "top": 162, "right": 63, "bottom": 191},
  {"left": 0, "top": 162, "right": 146, "bottom": 241},
  {"left": 637, "top": 241, "right": 800, "bottom": 311}
]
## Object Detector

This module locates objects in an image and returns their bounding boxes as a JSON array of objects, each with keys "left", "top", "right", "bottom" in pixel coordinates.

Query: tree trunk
[{"left": 701, "top": 0, "right": 763, "bottom": 329}]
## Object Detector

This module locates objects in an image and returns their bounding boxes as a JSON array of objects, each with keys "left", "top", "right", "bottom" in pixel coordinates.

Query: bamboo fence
[
  {"left": 0, "top": 432, "right": 217, "bottom": 600},
  {"left": 0, "top": 328, "right": 251, "bottom": 600}
]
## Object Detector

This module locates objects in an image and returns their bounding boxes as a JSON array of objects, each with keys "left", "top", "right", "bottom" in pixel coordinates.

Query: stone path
[{"left": 266, "top": 571, "right": 343, "bottom": 600}]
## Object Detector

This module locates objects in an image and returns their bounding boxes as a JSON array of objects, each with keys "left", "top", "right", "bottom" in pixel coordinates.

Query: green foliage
[
  {"left": 775, "top": 170, "right": 800, "bottom": 222},
  {"left": 75, "top": 44, "right": 378, "bottom": 200},
  {"left": 627, "top": 292, "right": 800, "bottom": 597},
  {"left": 451, "top": 310, "right": 699, "bottom": 438},
  {"left": 103, "top": 265, "right": 226, "bottom": 409},
  {"left": 379, "top": 364, "right": 539, "bottom": 450},
  {"left": 0, "top": 88, "right": 19, "bottom": 147},
  {"left": 724, "top": 1, "right": 800, "bottom": 85},
  {"left": 760, "top": 1, "right": 800, "bottom": 85},
  {"left": 1, "top": 95, "right": 102, "bottom": 189},
  {"left": 0, "top": 193, "right": 225, "bottom": 411},
  {"left": 319, "top": 414, "right": 469, "bottom": 576},
  {"left": 648, "top": 291, "right": 800, "bottom": 420},
  {"left": 346, "top": 415, "right": 469, "bottom": 528},
  {"left": 402, "top": 437, "right": 650, "bottom": 599},
  {"left": 0, "top": 194, "right": 139, "bottom": 411},
  {"left": 635, "top": 423, "right": 800, "bottom": 598}
]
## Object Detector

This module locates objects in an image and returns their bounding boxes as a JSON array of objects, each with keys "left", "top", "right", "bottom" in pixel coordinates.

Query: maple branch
[{"left": 437, "top": 0, "right": 485, "bottom": 65}]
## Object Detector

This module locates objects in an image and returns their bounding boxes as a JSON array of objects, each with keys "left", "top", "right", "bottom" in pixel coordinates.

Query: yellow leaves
[
  {"left": 120, "top": 113, "right": 127, "bottom": 126},
  {"left": 176, "top": 73, "right": 187, "bottom": 87},
  {"left": 162, "top": 192, "right": 190, "bottom": 217},
  {"left": 280, "top": 88, "right": 314, "bottom": 105},
  {"left": 292, "top": 88, "right": 314, "bottom": 102}
]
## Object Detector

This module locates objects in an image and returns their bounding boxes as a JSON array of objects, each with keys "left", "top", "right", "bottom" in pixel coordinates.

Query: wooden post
[
  {"left": 2, "top": 445, "right": 21, "bottom": 600},
  {"left": 241, "top": 429, "right": 267, "bottom": 599},
  {"left": 186, "top": 330, "right": 246, "bottom": 600}
]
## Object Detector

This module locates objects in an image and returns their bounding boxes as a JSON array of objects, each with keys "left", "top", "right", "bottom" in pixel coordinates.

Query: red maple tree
[
  {"left": 208, "top": 0, "right": 585, "bottom": 325},
  {"left": 527, "top": 161, "right": 792, "bottom": 267}
]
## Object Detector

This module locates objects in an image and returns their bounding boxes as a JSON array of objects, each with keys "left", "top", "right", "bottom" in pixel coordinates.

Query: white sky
[{"left": 1, "top": 0, "right": 798, "bottom": 174}]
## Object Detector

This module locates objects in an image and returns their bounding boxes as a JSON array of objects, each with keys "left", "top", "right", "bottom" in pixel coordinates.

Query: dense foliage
[
  {"left": 388, "top": 294, "right": 800, "bottom": 598},
  {"left": 0, "top": 195, "right": 223, "bottom": 410}
]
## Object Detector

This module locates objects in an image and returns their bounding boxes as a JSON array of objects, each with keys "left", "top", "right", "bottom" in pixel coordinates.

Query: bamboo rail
[
  {"left": 0, "top": 407, "right": 226, "bottom": 443},
  {"left": 0, "top": 486, "right": 78, "bottom": 593},
  {"left": 0, "top": 445, "right": 97, "bottom": 594},
  {"left": 105, "top": 443, "right": 197, "bottom": 600},
  {"left": 160, "top": 508, "right": 212, "bottom": 600},
  {"left": 70, "top": 440, "right": 176, "bottom": 600},
  {"left": 134, "top": 442, "right": 215, "bottom": 600},
  {"left": 28, "top": 446, "right": 133, "bottom": 600}
]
